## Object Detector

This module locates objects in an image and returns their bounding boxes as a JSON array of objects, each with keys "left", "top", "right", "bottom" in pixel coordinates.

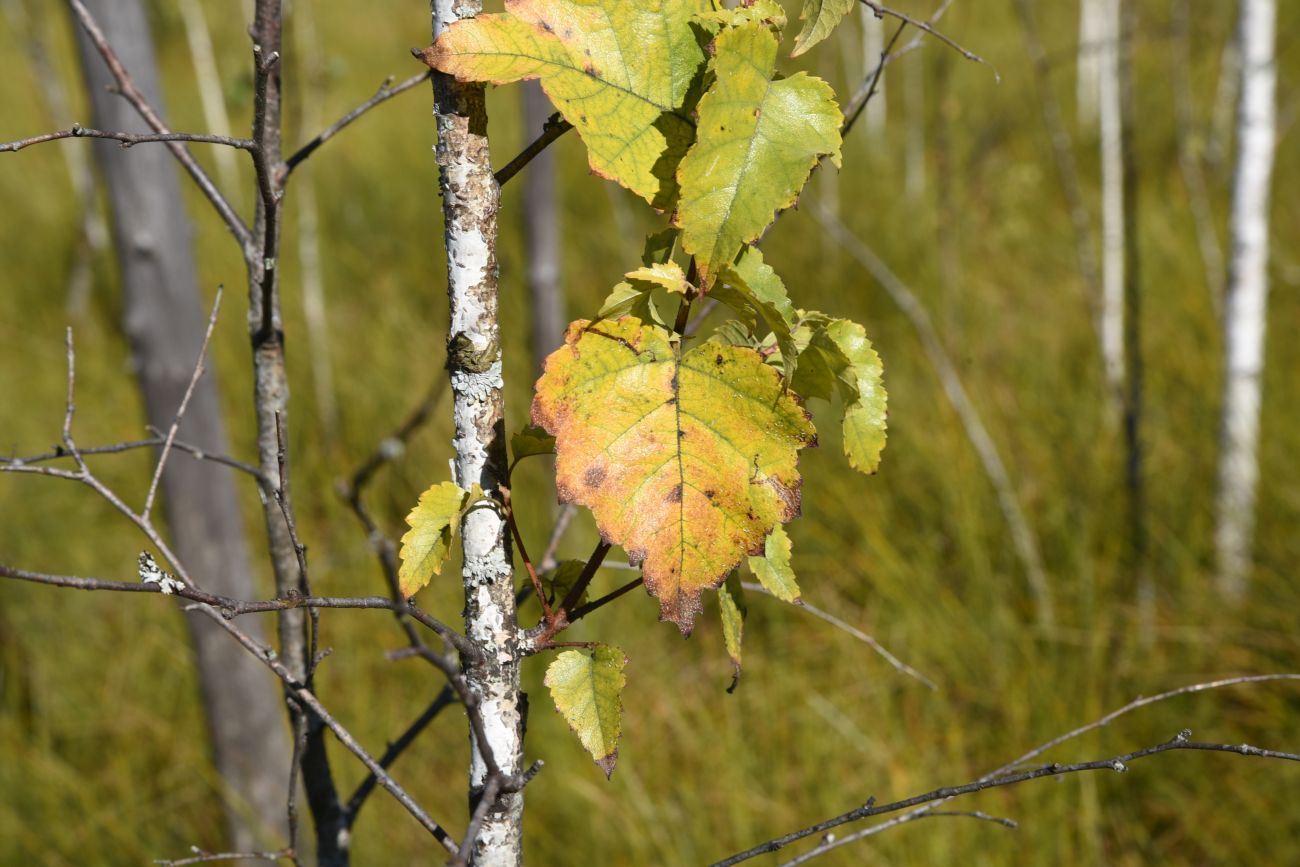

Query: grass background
[{"left": 2, "top": 0, "right": 1299, "bottom": 864}]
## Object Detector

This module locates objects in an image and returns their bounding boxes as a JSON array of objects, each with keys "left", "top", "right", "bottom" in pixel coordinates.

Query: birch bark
[
  {"left": 1216, "top": 0, "right": 1277, "bottom": 600},
  {"left": 431, "top": 1, "right": 525, "bottom": 863}
]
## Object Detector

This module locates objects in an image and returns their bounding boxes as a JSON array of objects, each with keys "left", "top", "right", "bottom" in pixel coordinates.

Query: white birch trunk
[
  {"left": 1098, "top": 0, "right": 1125, "bottom": 400},
  {"left": 432, "top": 2, "right": 525, "bottom": 863},
  {"left": 1078, "top": 0, "right": 1104, "bottom": 125},
  {"left": 1216, "top": 0, "right": 1277, "bottom": 600},
  {"left": 860, "top": 7, "right": 886, "bottom": 139}
]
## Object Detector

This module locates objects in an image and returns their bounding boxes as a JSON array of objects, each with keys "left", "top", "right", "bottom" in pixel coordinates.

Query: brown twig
[
  {"left": 0, "top": 563, "right": 473, "bottom": 655},
  {"left": 343, "top": 687, "right": 456, "bottom": 825},
  {"left": 858, "top": 1, "right": 997, "bottom": 78},
  {"left": 188, "top": 603, "right": 460, "bottom": 854},
  {"left": 143, "top": 287, "right": 224, "bottom": 519},
  {"left": 0, "top": 123, "right": 256, "bottom": 153},
  {"left": 284, "top": 70, "right": 433, "bottom": 176},
  {"left": 494, "top": 112, "right": 574, "bottom": 187},
  {"left": 2, "top": 436, "right": 265, "bottom": 482}
]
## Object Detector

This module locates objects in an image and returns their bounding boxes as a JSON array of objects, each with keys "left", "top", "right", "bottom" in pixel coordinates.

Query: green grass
[{"left": 2, "top": 1, "right": 1299, "bottom": 864}]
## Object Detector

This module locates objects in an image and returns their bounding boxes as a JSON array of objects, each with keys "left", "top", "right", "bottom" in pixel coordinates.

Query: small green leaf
[
  {"left": 511, "top": 424, "right": 556, "bottom": 462},
  {"left": 719, "top": 576, "right": 745, "bottom": 692},
  {"left": 708, "top": 319, "right": 760, "bottom": 348},
  {"left": 641, "top": 228, "right": 680, "bottom": 266},
  {"left": 624, "top": 262, "right": 692, "bottom": 295},
  {"left": 790, "top": 0, "right": 857, "bottom": 57},
  {"left": 676, "top": 22, "right": 842, "bottom": 287},
  {"left": 543, "top": 560, "right": 589, "bottom": 607},
  {"left": 597, "top": 281, "right": 668, "bottom": 328},
  {"left": 824, "top": 319, "right": 887, "bottom": 474},
  {"left": 398, "top": 481, "right": 469, "bottom": 597},
  {"left": 791, "top": 318, "right": 888, "bottom": 474},
  {"left": 545, "top": 647, "right": 627, "bottom": 777},
  {"left": 748, "top": 523, "right": 800, "bottom": 603},
  {"left": 721, "top": 247, "right": 798, "bottom": 381}
]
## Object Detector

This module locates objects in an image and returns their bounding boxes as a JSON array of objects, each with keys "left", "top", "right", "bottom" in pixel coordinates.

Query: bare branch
[
  {"left": 0, "top": 563, "right": 471, "bottom": 653},
  {"left": 284, "top": 70, "right": 433, "bottom": 176},
  {"left": 343, "top": 687, "right": 456, "bottom": 825},
  {"left": 3, "top": 435, "right": 265, "bottom": 482},
  {"left": 494, "top": 112, "right": 574, "bottom": 188},
  {"left": 188, "top": 604, "right": 460, "bottom": 854},
  {"left": 713, "top": 674, "right": 1300, "bottom": 866},
  {"left": 154, "top": 849, "right": 295, "bottom": 867},
  {"left": 0, "top": 123, "right": 256, "bottom": 153},
  {"left": 144, "top": 287, "right": 224, "bottom": 519},
  {"left": 858, "top": 1, "right": 997, "bottom": 78},
  {"left": 740, "top": 582, "right": 937, "bottom": 691}
]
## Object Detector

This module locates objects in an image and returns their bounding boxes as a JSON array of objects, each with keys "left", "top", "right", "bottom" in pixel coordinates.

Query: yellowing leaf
[
  {"left": 422, "top": 0, "right": 709, "bottom": 207},
  {"left": 511, "top": 424, "right": 556, "bottom": 462},
  {"left": 791, "top": 0, "right": 857, "bottom": 57},
  {"left": 398, "top": 481, "right": 470, "bottom": 597},
  {"left": 598, "top": 281, "right": 668, "bottom": 328},
  {"left": 719, "top": 575, "right": 745, "bottom": 692},
  {"left": 676, "top": 23, "right": 842, "bottom": 287},
  {"left": 544, "top": 646, "right": 627, "bottom": 777},
  {"left": 748, "top": 523, "right": 800, "bottom": 603},
  {"left": 624, "top": 261, "right": 692, "bottom": 295},
  {"left": 532, "top": 317, "right": 816, "bottom": 633}
]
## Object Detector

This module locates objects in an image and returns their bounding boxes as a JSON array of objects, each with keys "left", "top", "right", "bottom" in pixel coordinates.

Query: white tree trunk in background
[
  {"left": 1098, "top": 0, "right": 1125, "bottom": 400},
  {"left": 432, "top": 1, "right": 525, "bottom": 863},
  {"left": 1078, "top": 0, "right": 1104, "bottom": 125},
  {"left": 860, "top": 7, "right": 886, "bottom": 139},
  {"left": 1216, "top": 0, "right": 1277, "bottom": 600}
]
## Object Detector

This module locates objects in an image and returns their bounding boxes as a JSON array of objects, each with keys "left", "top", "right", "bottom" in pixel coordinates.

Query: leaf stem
[{"left": 500, "top": 485, "right": 553, "bottom": 619}]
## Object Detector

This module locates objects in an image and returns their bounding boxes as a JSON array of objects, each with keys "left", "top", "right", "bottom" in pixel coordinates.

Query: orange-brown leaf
[{"left": 531, "top": 318, "right": 815, "bottom": 633}]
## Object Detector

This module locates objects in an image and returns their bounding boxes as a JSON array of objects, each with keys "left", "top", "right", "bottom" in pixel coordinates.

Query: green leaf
[
  {"left": 719, "top": 576, "right": 745, "bottom": 692},
  {"left": 721, "top": 247, "right": 798, "bottom": 380},
  {"left": 398, "top": 481, "right": 470, "bottom": 597},
  {"left": 624, "top": 262, "right": 692, "bottom": 295},
  {"left": 532, "top": 317, "right": 816, "bottom": 633},
  {"left": 542, "top": 560, "right": 589, "bottom": 607},
  {"left": 791, "top": 318, "right": 888, "bottom": 474},
  {"left": 676, "top": 22, "right": 842, "bottom": 287},
  {"left": 597, "top": 281, "right": 668, "bottom": 328},
  {"left": 748, "top": 523, "right": 800, "bottom": 603},
  {"left": 511, "top": 424, "right": 556, "bottom": 462},
  {"left": 641, "top": 227, "right": 679, "bottom": 266},
  {"left": 824, "top": 319, "right": 887, "bottom": 474},
  {"left": 790, "top": 0, "right": 857, "bottom": 57},
  {"left": 544, "top": 647, "right": 627, "bottom": 777},
  {"left": 422, "top": 0, "right": 709, "bottom": 207}
]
